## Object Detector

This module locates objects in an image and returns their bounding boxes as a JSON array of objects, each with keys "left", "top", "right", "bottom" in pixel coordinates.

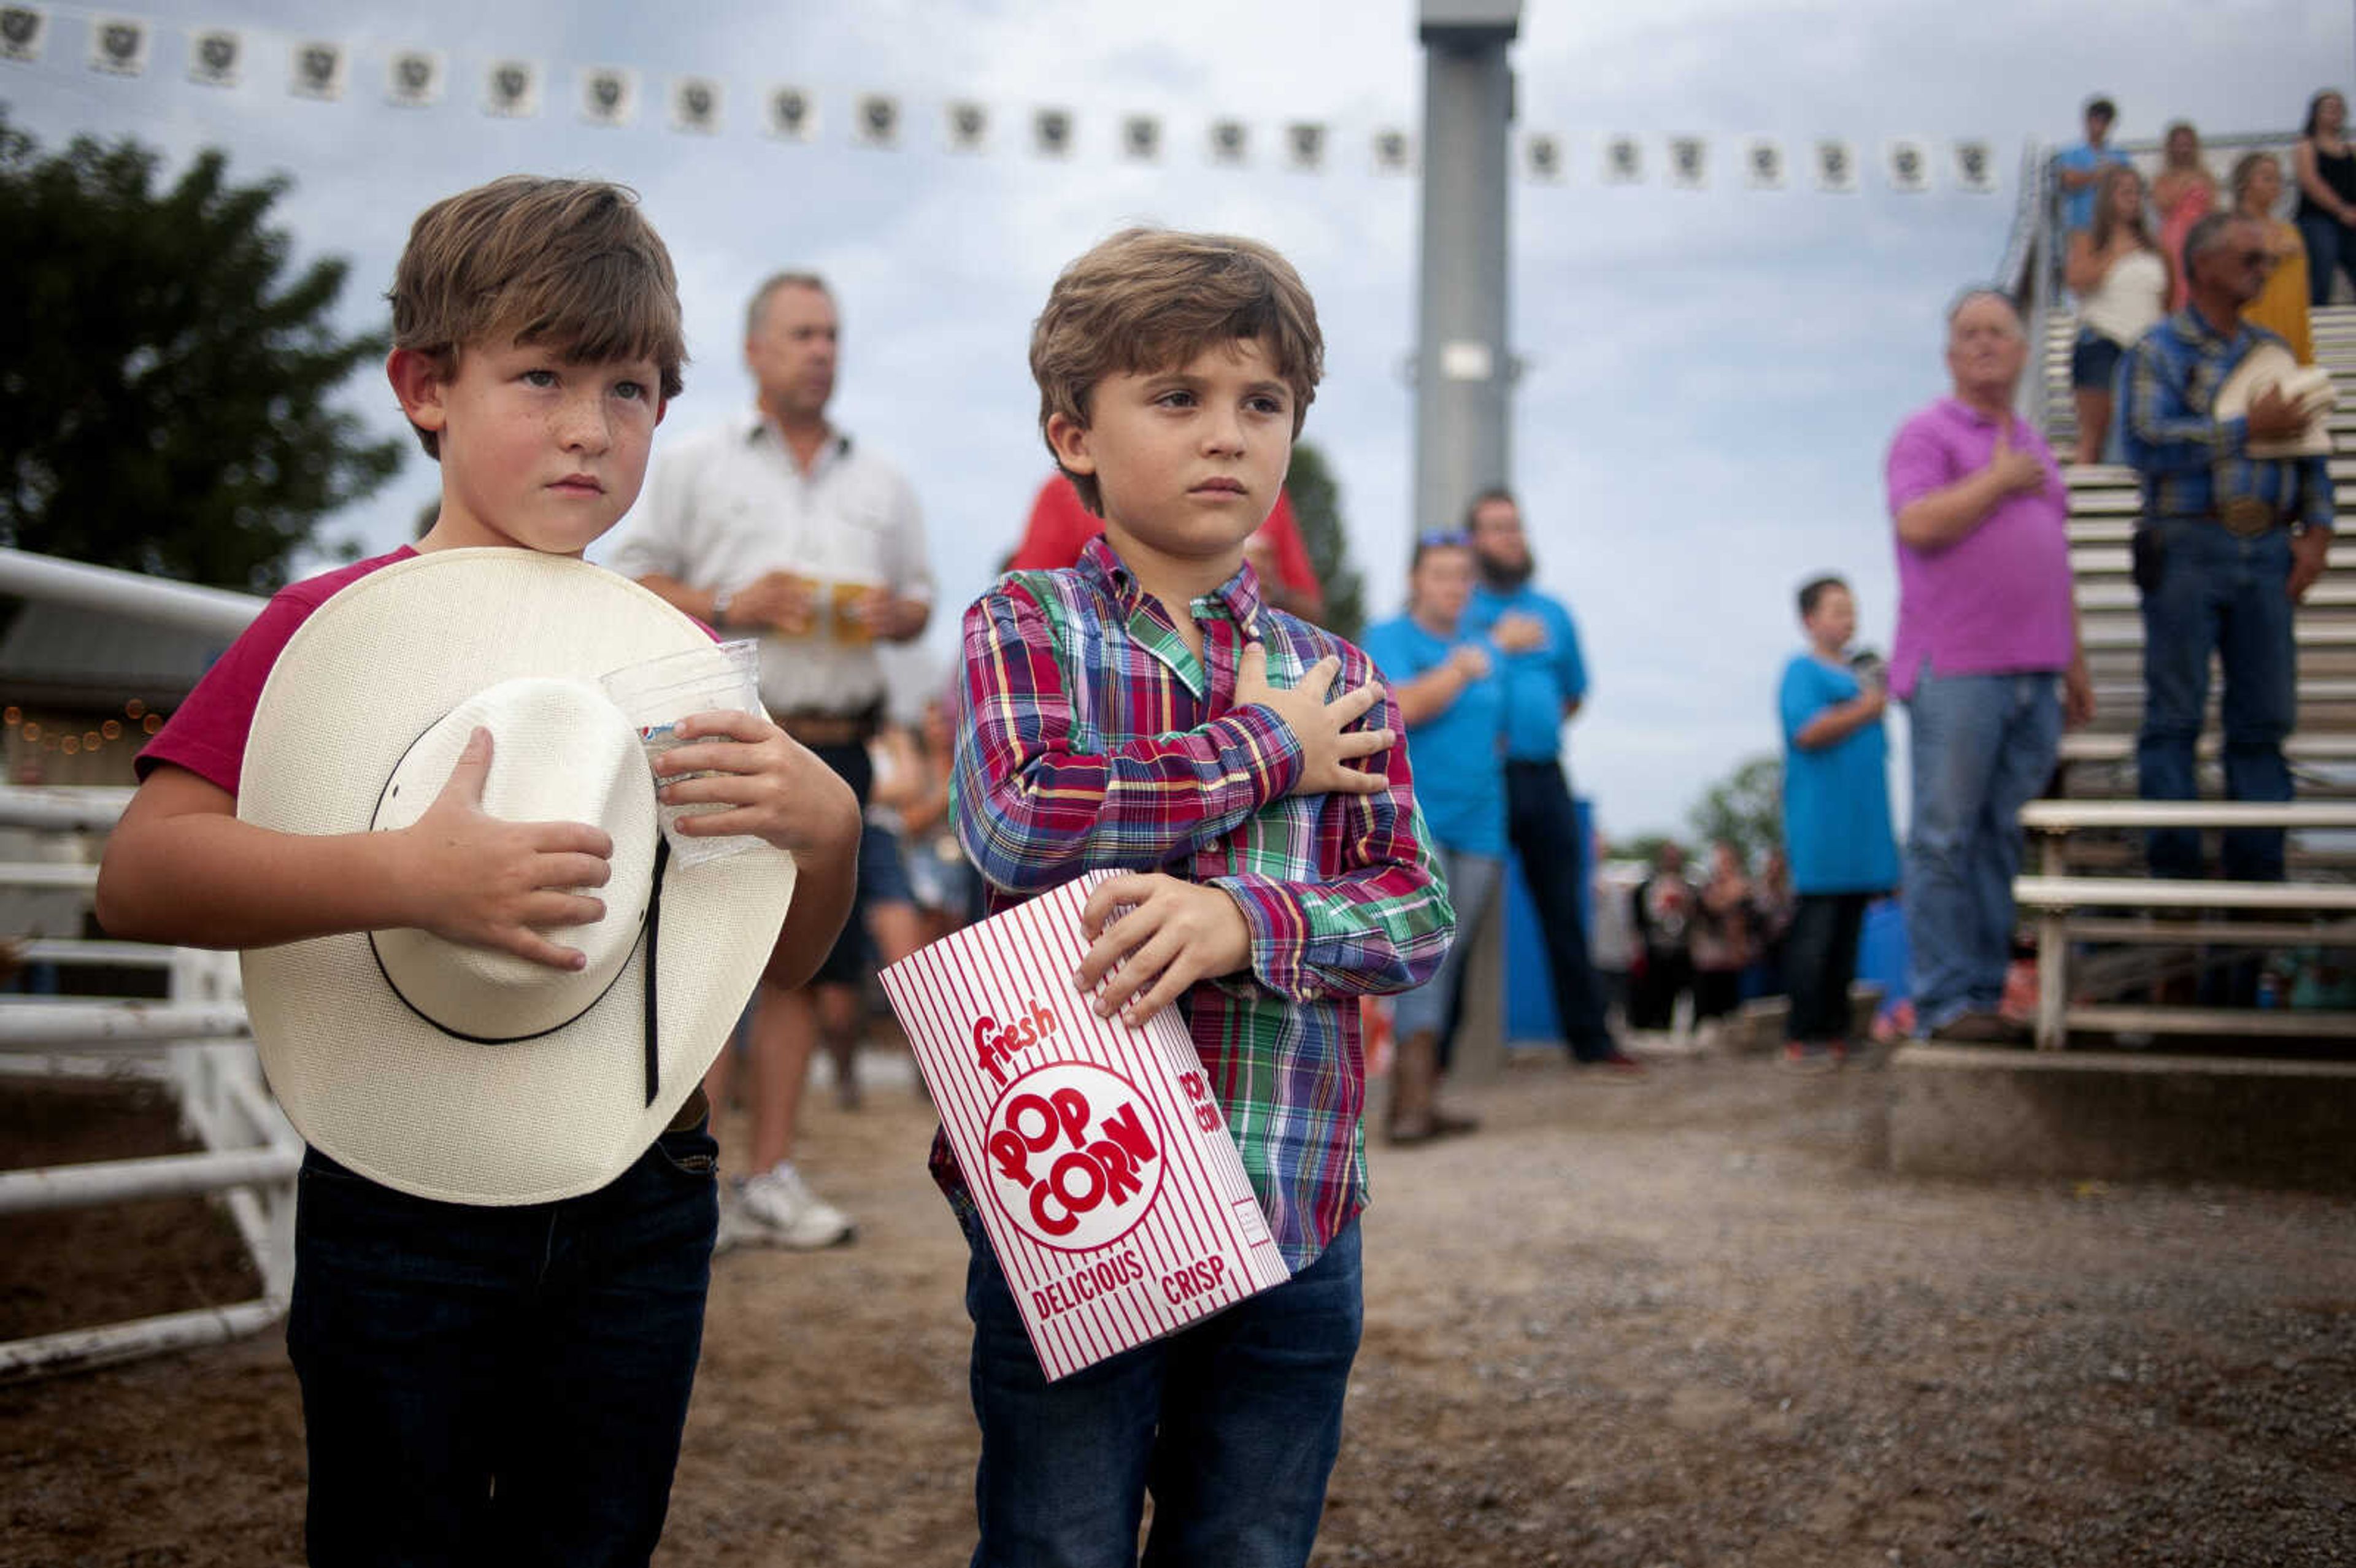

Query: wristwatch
[{"left": 710, "top": 587, "right": 733, "bottom": 627}]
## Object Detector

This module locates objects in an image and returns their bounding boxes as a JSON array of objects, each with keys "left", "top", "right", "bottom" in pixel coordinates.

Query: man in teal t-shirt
[{"left": 1778, "top": 575, "right": 1899, "bottom": 1068}]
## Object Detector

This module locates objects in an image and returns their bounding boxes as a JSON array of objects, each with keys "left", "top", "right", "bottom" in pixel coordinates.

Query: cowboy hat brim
[{"left": 238, "top": 548, "right": 796, "bottom": 1205}]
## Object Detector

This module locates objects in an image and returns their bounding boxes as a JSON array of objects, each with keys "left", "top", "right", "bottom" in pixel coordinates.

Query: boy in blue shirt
[{"left": 1777, "top": 575, "right": 1898, "bottom": 1069}]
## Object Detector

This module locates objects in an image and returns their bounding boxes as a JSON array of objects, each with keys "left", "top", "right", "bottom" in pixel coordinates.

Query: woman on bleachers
[
  {"left": 2295, "top": 90, "right": 2356, "bottom": 307},
  {"left": 2152, "top": 121, "right": 2218, "bottom": 313},
  {"left": 2233, "top": 150, "right": 2314, "bottom": 364},
  {"left": 2065, "top": 163, "right": 2169, "bottom": 463}
]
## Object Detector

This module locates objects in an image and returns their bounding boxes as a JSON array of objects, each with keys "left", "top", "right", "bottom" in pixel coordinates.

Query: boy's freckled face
[
  {"left": 1050, "top": 336, "right": 1294, "bottom": 585},
  {"left": 403, "top": 337, "right": 665, "bottom": 556}
]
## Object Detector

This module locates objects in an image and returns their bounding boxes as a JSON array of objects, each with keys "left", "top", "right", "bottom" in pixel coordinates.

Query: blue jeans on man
[
  {"left": 960, "top": 1209, "right": 1362, "bottom": 1568},
  {"left": 2135, "top": 520, "right": 2297, "bottom": 884},
  {"left": 287, "top": 1122, "right": 720, "bottom": 1566},
  {"left": 1903, "top": 668, "right": 2063, "bottom": 1032}
]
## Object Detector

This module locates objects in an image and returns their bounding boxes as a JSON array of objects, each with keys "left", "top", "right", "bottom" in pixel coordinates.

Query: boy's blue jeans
[
  {"left": 1903, "top": 667, "right": 2062, "bottom": 1031},
  {"left": 960, "top": 1207, "right": 1363, "bottom": 1568},
  {"left": 287, "top": 1121, "right": 719, "bottom": 1567}
]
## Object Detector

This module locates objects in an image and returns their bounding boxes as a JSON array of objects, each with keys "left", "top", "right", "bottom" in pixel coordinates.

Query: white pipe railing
[
  {"left": 0, "top": 548, "right": 261, "bottom": 639},
  {"left": 0, "top": 777, "right": 294, "bottom": 1384}
]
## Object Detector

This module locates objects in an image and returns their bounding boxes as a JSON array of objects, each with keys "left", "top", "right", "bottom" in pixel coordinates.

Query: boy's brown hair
[
  {"left": 1030, "top": 227, "right": 1323, "bottom": 515},
  {"left": 388, "top": 175, "right": 687, "bottom": 458}
]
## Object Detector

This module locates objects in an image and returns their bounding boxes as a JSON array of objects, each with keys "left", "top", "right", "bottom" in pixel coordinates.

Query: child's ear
[
  {"left": 386, "top": 348, "right": 452, "bottom": 437},
  {"left": 1045, "top": 410, "right": 1096, "bottom": 477}
]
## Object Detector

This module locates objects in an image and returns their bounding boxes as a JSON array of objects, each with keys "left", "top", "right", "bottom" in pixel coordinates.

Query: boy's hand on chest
[{"left": 1231, "top": 642, "right": 1395, "bottom": 799}]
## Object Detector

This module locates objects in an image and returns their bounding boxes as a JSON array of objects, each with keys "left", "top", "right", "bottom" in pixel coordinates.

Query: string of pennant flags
[{"left": 0, "top": 6, "right": 2007, "bottom": 196}]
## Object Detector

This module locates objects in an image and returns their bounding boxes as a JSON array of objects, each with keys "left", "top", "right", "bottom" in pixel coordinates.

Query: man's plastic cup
[{"left": 599, "top": 640, "right": 768, "bottom": 869}]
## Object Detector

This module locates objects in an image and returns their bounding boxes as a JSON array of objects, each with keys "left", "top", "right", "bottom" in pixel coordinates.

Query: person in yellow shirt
[{"left": 2235, "top": 150, "right": 2314, "bottom": 364}]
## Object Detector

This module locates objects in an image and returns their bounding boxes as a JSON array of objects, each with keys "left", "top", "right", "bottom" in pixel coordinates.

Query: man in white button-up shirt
[{"left": 612, "top": 272, "right": 934, "bottom": 1250}]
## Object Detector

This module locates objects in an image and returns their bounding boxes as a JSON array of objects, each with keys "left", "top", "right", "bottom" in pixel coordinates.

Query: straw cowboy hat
[
  {"left": 2214, "top": 340, "right": 2337, "bottom": 461},
  {"left": 237, "top": 548, "right": 795, "bottom": 1205}
]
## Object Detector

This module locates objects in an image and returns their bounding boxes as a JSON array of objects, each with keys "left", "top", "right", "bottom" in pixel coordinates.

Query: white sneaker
[{"left": 734, "top": 1162, "right": 855, "bottom": 1250}]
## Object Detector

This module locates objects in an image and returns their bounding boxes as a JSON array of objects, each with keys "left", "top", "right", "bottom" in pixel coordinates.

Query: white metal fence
[{"left": 0, "top": 551, "right": 280, "bottom": 1382}]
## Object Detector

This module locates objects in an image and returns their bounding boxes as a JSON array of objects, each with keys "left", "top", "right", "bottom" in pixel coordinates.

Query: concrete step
[{"left": 1886, "top": 1044, "right": 2356, "bottom": 1186}]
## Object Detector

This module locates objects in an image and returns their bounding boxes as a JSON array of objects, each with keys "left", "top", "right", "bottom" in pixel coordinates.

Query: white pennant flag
[
  {"left": 187, "top": 27, "right": 240, "bottom": 87},
  {"left": 947, "top": 100, "right": 990, "bottom": 153},
  {"left": 290, "top": 40, "right": 347, "bottom": 103},
  {"left": 0, "top": 6, "right": 49, "bottom": 65},
  {"left": 671, "top": 77, "right": 722, "bottom": 135},
  {"left": 1207, "top": 118, "right": 1249, "bottom": 166},
  {"left": 1286, "top": 121, "right": 1326, "bottom": 172},
  {"left": 1744, "top": 137, "right": 1785, "bottom": 190},
  {"left": 1034, "top": 107, "right": 1075, "bottom": 159},
  {"left": 87, "top": 14, "right": 147, "bottom": 75},
  {"left": 1887, "top": 139, "right": 1930, "bottom": 193},
  {"left": 1372, "top": 127, "right": 1414, "bottom": 175},
  {"left": 1953, "top": 139, "right": 1997, "bottom": 194},
  {"left": 669, "top": 76, "right": 721, "bottom": 134},
  {"left": 1668, "top": 135, "right": 1707, "bottom": 190},
  {"left": 855, "top": 93, "right": 901, "bottom": 148},
  {"left": 580, "top": 66, "right": 637, "bottom": 128},
  {"left": 766, "top": 85, "right": 817, "bottom": 142},
  {"left": 1524, "top": 133, "right": 1565, "bottom": 184},
  {"left": 1815, "top": 138, "right": 1858, "bottom": 193},
  {"left": 1601, "top": 134, "right": 1642, "bottom": 184},
  {"left": 1121, "top": 114, "right": 1161, "bottom": 163},
  {"left": 386, "top": 49, "right": 444, "bottom": 108},
  {"left": 483, "top": 58, "right": 541, "bottom": 118}
]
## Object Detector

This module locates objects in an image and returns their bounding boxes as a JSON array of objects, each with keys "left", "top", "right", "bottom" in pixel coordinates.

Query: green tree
[
  {"left": 0, "top": 113, "right": 401, "bottom": 591},
  {"left": 1688, "top": 754, "right": 1784, "bottom": 866},
  {"left": 1285, "top": 441, "right": 1366, "bottom": 640}
]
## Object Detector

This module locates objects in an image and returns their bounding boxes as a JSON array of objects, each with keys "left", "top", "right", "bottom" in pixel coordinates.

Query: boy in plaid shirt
[{"left": 941, "top": 228, "right": 1453, "bottom": 1566}]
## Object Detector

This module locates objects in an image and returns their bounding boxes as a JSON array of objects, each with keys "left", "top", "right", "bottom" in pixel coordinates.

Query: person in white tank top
[{"left": 2066, "top": 164, "right": 2175, "bottom": 463}]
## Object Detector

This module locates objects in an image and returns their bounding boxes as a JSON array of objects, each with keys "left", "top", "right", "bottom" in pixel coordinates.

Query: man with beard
[{"left": 1463, "top": 489, "right": 1645, "bottom": 1074}]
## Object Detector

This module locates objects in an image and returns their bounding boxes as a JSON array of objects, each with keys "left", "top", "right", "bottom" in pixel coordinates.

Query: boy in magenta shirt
[{"left": 96, "top": 175, "right": 861, "bottom": 1562}]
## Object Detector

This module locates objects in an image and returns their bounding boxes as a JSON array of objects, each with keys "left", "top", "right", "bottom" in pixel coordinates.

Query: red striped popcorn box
[{"left": 881, "top": 870, "right": 1292, "bottom": 1381}]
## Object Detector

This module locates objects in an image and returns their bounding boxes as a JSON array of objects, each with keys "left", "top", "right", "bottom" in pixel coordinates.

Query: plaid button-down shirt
[
  {"left": 2118, "top": 308, "right": 2336, "bottom": 531},
  {"left": 935, "top": 537, "right": 1453, "bottom": 1267}
]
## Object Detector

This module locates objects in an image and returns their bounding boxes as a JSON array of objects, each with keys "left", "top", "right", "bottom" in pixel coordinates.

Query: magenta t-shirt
[
  {"left": 1883, "top": 398, "right": 2074, "bottom": 700},
  {"left": 139, "top": 547, "right": 418, "bottom": 796}
]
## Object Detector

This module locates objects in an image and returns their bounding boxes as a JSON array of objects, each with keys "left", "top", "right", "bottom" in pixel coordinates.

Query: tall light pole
[{"left": 1413, "top": 0, "right": 1521, "bottom": 536}]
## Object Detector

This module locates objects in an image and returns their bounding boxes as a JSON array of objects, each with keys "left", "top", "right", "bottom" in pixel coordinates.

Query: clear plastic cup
[{"left": 599, "top": 640, "right": 768, "bottom": 868}]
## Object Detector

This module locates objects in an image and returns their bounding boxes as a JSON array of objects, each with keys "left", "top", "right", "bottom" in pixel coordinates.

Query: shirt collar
[
  {"left": 740, "top": 409, "right": 852, "bottom": 463},
  {"left": 2173, "top": 305, "right": 2251, "bottom": 353},
  {"left": 1077, "top": 534, "right": 1266, "bottom": 632},
  {"left": 1936, "top": 396, "right": 2017, "bottom": 430}
]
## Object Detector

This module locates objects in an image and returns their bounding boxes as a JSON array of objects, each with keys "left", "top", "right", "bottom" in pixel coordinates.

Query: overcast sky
[{"left": 7, "top": 0, "right": 2349, "bottom": 836}]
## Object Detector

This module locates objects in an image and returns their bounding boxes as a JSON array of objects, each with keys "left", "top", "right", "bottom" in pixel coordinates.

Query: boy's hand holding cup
[{"left": 601, "top": 640, "right": 780, "bottom": 867}]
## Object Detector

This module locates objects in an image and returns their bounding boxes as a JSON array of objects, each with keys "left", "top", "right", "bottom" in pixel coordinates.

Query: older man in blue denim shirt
[{"left": 2119, "top": 212, "right": 2336, "bottom": 892}]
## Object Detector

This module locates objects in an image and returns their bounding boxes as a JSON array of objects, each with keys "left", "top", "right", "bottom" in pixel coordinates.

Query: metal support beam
[{"left": 1413, "top": 2, "right": 1520, "bottom": 534}]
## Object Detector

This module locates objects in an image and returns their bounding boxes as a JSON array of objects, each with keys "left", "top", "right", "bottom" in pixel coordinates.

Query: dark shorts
[
  {"left": 809, "top": 742, "right": 874, "bottom": 988},
  {"left": 860, "top": 821, "right": 915, "bottom": 906},
  {"left": 2071, "top": 328, "right": 2125, "bottom": 391}
]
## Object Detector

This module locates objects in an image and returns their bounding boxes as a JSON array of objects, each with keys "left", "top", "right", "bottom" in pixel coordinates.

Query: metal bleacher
[{"left": 2014, "top": 242, "right": 2356, "bottom": 1048}]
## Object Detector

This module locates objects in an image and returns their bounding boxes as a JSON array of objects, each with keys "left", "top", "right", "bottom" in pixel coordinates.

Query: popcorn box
[{"left": 880, "top": 871, "right": 1291, "bottom": 1381}]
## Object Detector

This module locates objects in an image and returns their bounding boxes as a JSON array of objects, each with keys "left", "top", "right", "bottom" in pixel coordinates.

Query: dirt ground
[{"left": 4, "top": 1039, "right": 2354, "bottom": 1568}]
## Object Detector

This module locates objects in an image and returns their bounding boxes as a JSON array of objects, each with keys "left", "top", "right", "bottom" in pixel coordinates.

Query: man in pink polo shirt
[{"left": 1885, "top": 289, "right": 2095, "bottom": 1043}]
